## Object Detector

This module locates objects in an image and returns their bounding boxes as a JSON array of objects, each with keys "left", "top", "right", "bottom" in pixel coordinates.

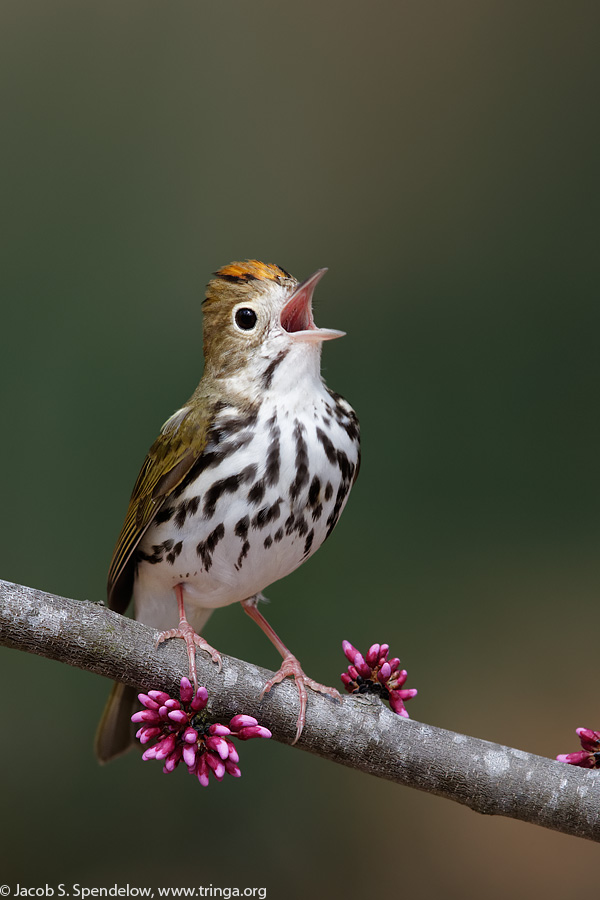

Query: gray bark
[{"left": 1, "top": 577, "right": 598, "bottom": 841}]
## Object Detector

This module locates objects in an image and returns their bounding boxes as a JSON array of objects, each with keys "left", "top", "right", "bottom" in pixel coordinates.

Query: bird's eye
[{"left": 234, "top": 307, "right": 258, "bottom": 331}]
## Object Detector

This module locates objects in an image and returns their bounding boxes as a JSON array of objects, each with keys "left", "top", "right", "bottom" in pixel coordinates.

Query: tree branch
[{"left": 1, "top": 577, "right": 598, "bottom": 841}]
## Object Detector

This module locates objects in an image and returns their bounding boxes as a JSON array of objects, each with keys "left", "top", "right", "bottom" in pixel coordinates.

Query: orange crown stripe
[{"left": 216, "top": 260, "right": 290, "bottom": 282}]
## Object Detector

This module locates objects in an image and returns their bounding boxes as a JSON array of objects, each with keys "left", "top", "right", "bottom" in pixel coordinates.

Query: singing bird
[{"left": 95, "top": 261, "right": 360, "bottom": 761}]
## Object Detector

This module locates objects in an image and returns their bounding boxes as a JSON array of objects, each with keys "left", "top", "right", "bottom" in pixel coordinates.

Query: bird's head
[{"left": 201, "top": 260, "right": 344, "bottom": 385}]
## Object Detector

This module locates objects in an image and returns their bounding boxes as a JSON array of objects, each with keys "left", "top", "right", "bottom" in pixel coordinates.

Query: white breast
[{"left": 134, "top": 380, "right": 359, "bottom": 633}]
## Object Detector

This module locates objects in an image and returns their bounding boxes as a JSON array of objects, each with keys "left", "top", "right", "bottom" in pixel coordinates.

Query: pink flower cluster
[
  {"left": 557, "top": 727, "right": 600, "bottom": 769},
  {"left": 132, "top": 677, "right": 271, "bottom": 786},
  {"left": 341, "top": 640, "right": 417, "bottom": 717}
]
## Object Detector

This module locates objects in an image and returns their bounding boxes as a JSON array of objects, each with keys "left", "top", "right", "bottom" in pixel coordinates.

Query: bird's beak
[{"left": 280, "top": 268, "right": 345, "bottom": 343}]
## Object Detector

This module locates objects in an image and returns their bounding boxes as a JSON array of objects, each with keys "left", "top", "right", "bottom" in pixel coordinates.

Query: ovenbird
[{"left": 95, "top": 261, "right": 360, "bottom": 761}]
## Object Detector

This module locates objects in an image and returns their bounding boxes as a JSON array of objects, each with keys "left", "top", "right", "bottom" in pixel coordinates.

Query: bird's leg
[
  {"left": 242, "top": 594, "right": 341, "bottom": 744},
  {"left": 156, "top": 583, "right": 222, "bottom": 688}
]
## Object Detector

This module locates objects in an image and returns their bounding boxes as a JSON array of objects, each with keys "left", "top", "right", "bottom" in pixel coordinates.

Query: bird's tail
[{"left": 95, "top": 681, "right": 139, "bottom": 764}]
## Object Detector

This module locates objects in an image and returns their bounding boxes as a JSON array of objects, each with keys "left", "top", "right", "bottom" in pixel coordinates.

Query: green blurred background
[{"left": 1, "top": 0, "right": 599, "bottom": 895}]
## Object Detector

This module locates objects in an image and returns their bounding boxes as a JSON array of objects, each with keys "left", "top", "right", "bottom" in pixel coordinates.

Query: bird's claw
[
  {"left": 156, "top": 621, "right": 222, "bottom": 688},
  {"left": 261, "top": 654, "right": 341, "bottom": 744}
]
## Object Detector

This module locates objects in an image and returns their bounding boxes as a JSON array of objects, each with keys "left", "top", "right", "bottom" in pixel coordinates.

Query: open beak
[{"left": 280, "top": 268, "right": 345, "bottom": 342}]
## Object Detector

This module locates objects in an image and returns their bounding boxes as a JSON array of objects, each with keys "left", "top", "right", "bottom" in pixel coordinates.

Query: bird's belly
[
  {"left": 134, "top": 398, "right": 359, "bottom": 620},
  {"left": 142, "top": 491, "right": 322, "bottom": 610}
]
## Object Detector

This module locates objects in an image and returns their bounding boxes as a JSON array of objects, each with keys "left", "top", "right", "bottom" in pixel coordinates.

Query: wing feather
[{"left": 106, "top": 405, "right": 209, "bottom": 612}]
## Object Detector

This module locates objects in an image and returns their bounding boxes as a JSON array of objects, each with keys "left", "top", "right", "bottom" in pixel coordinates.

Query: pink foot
[
  {"left": 156, "top": 620, "right": 222, "bottom": 688},
  {"left": 261, "top": 654, "right": 341, "bottom": 744},
  {"left": 156, "top": 584, "right": 222, "bottom": 688}
]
